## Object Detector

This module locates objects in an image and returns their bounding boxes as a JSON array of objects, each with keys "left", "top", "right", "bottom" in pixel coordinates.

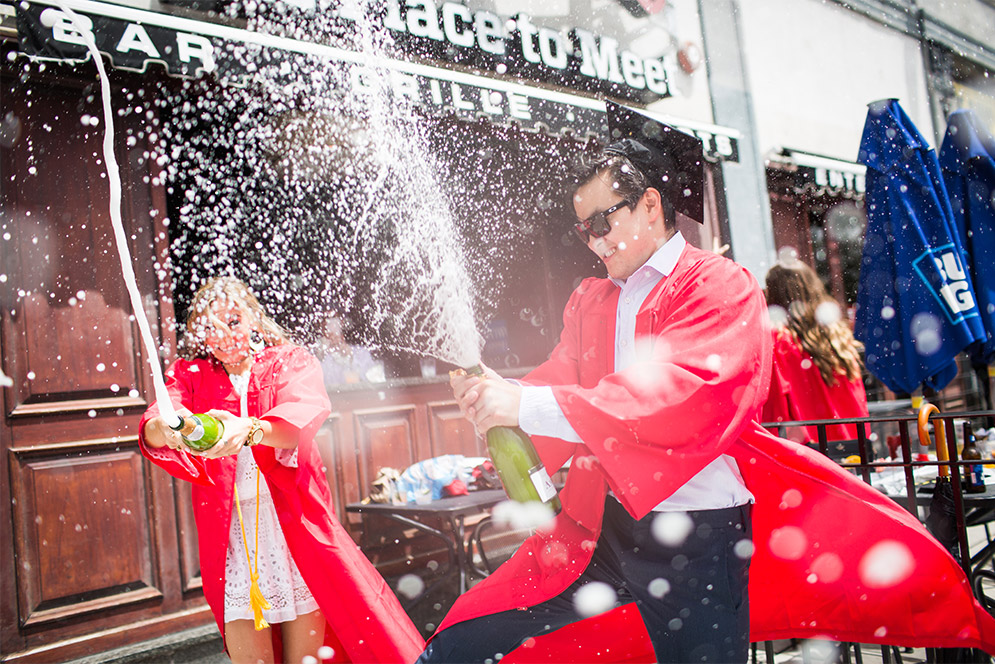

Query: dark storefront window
[
  {"left": 156, "top": 70, "right": 600, "bottom": 378},
  {"left": 809, "top": 199, "right": 866, "bottom": 308}
]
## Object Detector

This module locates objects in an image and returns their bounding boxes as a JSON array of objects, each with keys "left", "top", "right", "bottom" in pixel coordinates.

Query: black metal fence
[{"left": 756, "top": 409, "right": 995, "bottom": 664}]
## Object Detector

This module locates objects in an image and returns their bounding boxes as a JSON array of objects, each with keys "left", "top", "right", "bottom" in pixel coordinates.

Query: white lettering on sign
[
  {"left": 538, "top": 28, "right": 567, "bottom": 70},
  {"left": 517, "top": 16, "right": 566, "bottom": 70},
  {"left": 517, "top": 13, "right": 541, "bottom": 64},
  {"left": 474, "top": 11, "right": 504, "bottom": 55},
  {"left": 384, "top": 0, "right": 405, "bottom": 32},
  {"left": 406, "top": 0, "right": 444, "bottom": 41},
  {"left": 507, "top": 92, "right": 531, "bottom": 120},
  {"left": 389, "top": 73, "right": 534, "bottom": 121},
  {"left": 933, "top": 251, "right": 976, "bottom": 313},
  {"left": 368, "top": 0, "right": 677, "bottom": 96},
  {"left": 813, "top": 167, "right": 866, "bottom": 193},
  {"left": 428, "top": 77, "right": 443, "bottom": 104},
  {"left": 451, "top": 82, "right": 475, "bottom": 110},
  {"left": 390, "top": 71, "right": 420, "bottom": 100},
  {"left": 714, "top": 134, "right": 734, "bottom": 158},
  {"left": 480, "top": 89, "right": 501, "bottom": 114},
  {"left": 40, "top": 8, "right": 93, "bottom": 46},
  {"left": 41, "top": 9, "right": 215, "bottom": 73},
  {"left": 117, "top": 23, "right": 160, "bottom": 59},
  {"left": 176, "top": 33, "right": 216, "bottom": 73},
  {"left": 620, "top": 51, "right": 644, "bottom": 88},
  {"left": 572, "top": 28, "right": 623, "bottom": 84},
  {"left": 441, "top": 2, "right": 474, "bottom": 48},
  {"left": 643, "top": 58, "right": 669, "bottom": 96}
]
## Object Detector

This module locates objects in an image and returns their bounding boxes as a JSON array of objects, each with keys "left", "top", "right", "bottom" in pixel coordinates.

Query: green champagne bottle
[
  {"left": 465, "top": 365, "right": 561, "bottom": 512},
  {"left": 169, "top": 413, "right": 225, "bottom": 451}
]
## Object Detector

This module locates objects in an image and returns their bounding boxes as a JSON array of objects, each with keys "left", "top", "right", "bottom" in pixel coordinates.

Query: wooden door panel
[
  {"left": 1, "top": 82, "right": 148, "bottom": 417},
  {"left": 172, "top": 481, "right": 202, "bottom": 594},
  {"left": 427, "top": 400, "right": 481, "bottom": 458},
  {"left": 1, "top": 68, "right": 186, "bottom": 660},
  {"left": 10, "top": 445, "right": 161, "bottom": 627},
  {"left": 19, "top": 290, "right": 139, "bottom": 402},
  {"left": 314, "top": 414, "right": 357, "bottom": 526},
  {"left": 353, "top": 406, "right": 419, "bottom": 499}
]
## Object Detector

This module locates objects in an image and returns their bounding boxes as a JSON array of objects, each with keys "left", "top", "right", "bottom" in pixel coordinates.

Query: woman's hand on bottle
[
  {"left": 143, "top": 408, "right": 192, "bottom": 450},
  {"left": 196, "top": 410, "right": 252, "bottom": 458}
]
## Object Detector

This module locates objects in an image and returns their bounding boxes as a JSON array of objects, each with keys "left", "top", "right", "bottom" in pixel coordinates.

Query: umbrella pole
[
  {"left": 942, "top": 416, "right": 973, "bottom": 572},
  {"left": 919, "top": 404, "right": 973, "bottom": 575}
]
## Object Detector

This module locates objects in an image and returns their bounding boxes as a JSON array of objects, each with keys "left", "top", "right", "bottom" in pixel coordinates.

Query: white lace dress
[{"left": 223, "top": 373, "right": 319, "bottom": 624}]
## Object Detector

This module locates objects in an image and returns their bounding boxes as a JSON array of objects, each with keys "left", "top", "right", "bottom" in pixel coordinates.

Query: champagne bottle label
[{"left": 529, "top": 465, "right": 558, "bottom": 503}]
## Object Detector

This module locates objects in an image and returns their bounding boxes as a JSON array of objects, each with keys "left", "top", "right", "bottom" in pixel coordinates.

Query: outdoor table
[{"left": 346, "top": 489, "right": 508, "bottom": 606}]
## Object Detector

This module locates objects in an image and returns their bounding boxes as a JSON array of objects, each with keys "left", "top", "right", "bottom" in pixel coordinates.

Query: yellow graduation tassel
[
  {"left": 247, "top": 570, "right": 271, "bottom": 631},
  {"left": 233, "top": 469, "right": 271, "bottom": 631}
]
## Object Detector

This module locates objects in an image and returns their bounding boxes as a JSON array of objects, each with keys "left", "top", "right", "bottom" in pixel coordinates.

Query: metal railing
[{"left": 755, "top": 409, "right": 995, "bottom": 663}]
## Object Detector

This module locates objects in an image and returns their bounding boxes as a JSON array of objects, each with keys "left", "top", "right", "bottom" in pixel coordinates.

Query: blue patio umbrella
[
  {"left": 854, "top": 99, "right": 985, "bottom": 395},
  {"left": 939, "top": 108, "right": 995, "bottom": 364}
]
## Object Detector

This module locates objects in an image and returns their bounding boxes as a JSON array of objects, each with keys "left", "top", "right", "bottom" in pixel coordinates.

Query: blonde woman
[
  {"left": 141, "top": 277, "right": 423, "bottom": 664},
  {"left": 762, "top": 260, "right": 869, "bottom": 443}
]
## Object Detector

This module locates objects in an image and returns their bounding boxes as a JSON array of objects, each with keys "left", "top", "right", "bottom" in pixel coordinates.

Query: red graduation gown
[
  {"left": 762, "top": 327, "right": 870, "bottom": 443},
  {"left": 138, "top": 344, "right": 424, "bottom": 663},
  {"left": 436, "top": 245, "right": 995, "bottom": 659}
]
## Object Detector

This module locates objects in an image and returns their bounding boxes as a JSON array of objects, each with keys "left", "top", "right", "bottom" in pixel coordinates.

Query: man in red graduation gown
[{"left": 417, "top": 103, "right": 995, "bottom": 663}]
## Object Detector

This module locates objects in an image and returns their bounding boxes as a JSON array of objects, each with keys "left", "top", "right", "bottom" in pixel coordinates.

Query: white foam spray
[
  {"left": 53, "top": 2, "right": 179, "bottom": 427},
  {"left": 339, "top": 0, "right": 484, "bottom": 367}
]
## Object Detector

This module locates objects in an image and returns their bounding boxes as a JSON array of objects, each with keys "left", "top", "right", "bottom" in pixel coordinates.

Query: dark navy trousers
[{"left": 417, "top": 498, "right": 752, "bottom": 664}]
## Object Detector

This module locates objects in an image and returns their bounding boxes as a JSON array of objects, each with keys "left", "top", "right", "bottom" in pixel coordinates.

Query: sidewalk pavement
[{"left": 63, "top": 625, "right": 226, "bottom": 664}]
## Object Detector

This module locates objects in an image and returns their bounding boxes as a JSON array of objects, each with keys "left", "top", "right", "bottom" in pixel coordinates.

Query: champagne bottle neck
[{"left": 169, "top": 416, "right": 197, "bottom": 437}]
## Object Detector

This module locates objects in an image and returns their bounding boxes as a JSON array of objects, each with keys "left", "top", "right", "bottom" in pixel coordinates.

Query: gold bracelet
[{"left": 247, "top": 417, "right": 264, "bottom": 446}]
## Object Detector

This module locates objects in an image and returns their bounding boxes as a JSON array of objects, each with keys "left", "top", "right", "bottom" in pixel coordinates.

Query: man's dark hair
[{"left": 568, "top": 149, "right": 675, "bottom": 225}]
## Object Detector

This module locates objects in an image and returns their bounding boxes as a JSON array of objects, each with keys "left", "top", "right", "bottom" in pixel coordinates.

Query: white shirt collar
[{"left": 610, "top": 231, "right": 686, "bottom": 288}]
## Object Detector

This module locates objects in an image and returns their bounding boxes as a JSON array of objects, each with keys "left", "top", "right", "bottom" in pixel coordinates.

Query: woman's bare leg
[
  {"left": 281, "top": 610, "right": 326, "bottom": 664},
  {"left": 225, "top": 619, "right": 274, "bottom": 664}
]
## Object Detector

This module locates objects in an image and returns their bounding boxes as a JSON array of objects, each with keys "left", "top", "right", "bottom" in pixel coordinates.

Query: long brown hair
[
  {"left": 180, "top": 277, "right": 289, "bottom": 360},
  {"left": 765, "top": 261, "right": 864, "bottom": 385}
]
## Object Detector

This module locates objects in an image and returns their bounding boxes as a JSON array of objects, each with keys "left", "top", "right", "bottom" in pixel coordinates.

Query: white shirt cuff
[{"left": 518, "top": 385, "right": 583, "bottom": 443}]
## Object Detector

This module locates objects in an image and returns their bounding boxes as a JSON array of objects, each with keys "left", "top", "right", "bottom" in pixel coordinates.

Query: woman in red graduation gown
[
  {"left": 761, "top": 260, "right": 869, "bottom": 443},
  {"left": 140, "top": 277, "right": 423, "bottom": 664}
]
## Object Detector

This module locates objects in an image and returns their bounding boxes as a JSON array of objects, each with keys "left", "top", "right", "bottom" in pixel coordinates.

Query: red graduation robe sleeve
[{"left": 138, "top": 356, "right": 215, "bottom": 486}]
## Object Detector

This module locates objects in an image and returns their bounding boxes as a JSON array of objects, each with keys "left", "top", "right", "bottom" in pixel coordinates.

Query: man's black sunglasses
[{"left": 573, "top": 198, "right": 634, "bottom": 243}]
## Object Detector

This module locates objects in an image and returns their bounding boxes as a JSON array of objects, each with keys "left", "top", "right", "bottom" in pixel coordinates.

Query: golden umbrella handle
[{"left": 918, "top": 403, "right": 949, "bottom": 478}]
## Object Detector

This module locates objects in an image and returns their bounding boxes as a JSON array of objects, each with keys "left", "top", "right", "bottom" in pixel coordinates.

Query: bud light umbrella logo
[{"left": 912, "top": 243, "right": 980, "bottom": 326}]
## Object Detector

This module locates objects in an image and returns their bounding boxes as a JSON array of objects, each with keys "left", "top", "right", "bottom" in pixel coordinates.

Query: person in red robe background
[
  {"left": 140, "top": 277, "right": 423, "bottom": 664},
  {"left": 761, "top": 259, "right": 870, "bottom": 444},
  {"left": 417, "top": 104, "right": 995, "bottom": 664}
]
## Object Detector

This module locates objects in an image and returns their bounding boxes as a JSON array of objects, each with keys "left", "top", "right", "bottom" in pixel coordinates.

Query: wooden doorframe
[{"left": 0, "top": 57, "right": 209, "bottom": 662}]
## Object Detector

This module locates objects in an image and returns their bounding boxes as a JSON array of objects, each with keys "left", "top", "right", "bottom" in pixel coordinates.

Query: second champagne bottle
[{"left": 170, "top": 413, "right": 225, "bottom": 451}]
